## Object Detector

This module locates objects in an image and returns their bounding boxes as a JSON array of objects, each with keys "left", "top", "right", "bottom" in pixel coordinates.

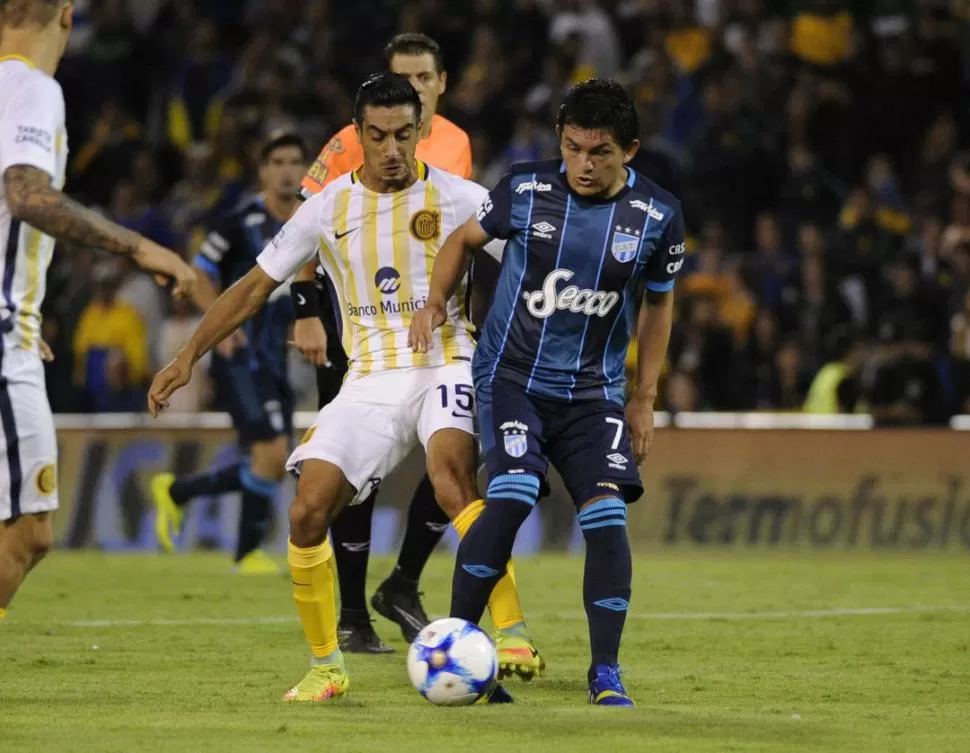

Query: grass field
[{"left": 2, "top": 551, "right": 969, "bottom": 752}]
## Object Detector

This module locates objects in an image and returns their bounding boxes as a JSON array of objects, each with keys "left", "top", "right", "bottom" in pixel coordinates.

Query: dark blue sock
[
  {"left": 170, "top": 461, "right": 244, "bottom": 507},
  {"left": 449, "top": 474, "right": 539, "bottom": 624},
  {"left": 235, "top": 467, "right": 278, "bottom": 562},
  {"left": 579, "top": 498, "right": 632, "bottom": 678},
  {"left": 392, "top": 474, "right": 450, "bottom": 584},
  {"left": 331, "top": 491, "right": 375, "bottom": 618}
]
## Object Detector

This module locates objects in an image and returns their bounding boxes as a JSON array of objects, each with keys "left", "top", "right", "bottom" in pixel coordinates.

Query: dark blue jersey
[
  {"left": 473, "top": 159, "right": 685, "bottom": 404},
  {"left": 196, "top": 195, "right": 293, "bottom": 378}
]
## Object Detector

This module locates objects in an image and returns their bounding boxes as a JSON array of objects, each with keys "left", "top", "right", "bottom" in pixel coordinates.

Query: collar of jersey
[
  {"left": 558, "top": 161, "right": 636, "bottom": 204},
  {"left": 0, "top": 54, "right": 36, "bottom": 68},
  {"left": 351, "top": 160, "right": 429, "bottom": 185}
]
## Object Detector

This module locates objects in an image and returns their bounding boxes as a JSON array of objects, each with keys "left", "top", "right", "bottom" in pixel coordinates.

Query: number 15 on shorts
[{"left": 438, "top": 383, "right": 475, "bottom": 419}]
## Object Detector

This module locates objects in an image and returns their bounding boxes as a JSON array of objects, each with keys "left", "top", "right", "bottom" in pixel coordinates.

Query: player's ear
[
  {"left": 60, "top": 1, "right": 74, "bottom": 32},
  {"left": 622, "top": 139, "right": 641, "bottom": 164},
  {"left": 438, "top": 70, "right": 447, "bottom": 96},
  {"left": 353, "top": 119, "right": 362, "bottom": 142}
]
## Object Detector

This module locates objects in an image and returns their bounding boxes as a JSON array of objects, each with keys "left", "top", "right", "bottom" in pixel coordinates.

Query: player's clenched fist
[
  {"left": 148, "top": 354, "right": 193, "bottom": 417},
  {"left": 409, "top": 302, "right": 446, "bottom": 353},
  {"left": 290, "top": 317, "right": 329, "bottom": 366}
]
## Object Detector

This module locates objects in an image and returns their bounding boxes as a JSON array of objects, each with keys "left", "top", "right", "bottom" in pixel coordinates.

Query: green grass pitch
[{"left": 2, "top": 551, "right": 969, "bottom": 752}]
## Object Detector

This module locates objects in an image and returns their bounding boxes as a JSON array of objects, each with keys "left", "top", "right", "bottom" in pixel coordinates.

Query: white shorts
[
  {"left": 287, "top": 364, "right": 475, "bottom": 502},
  {"left": 0, "top": 347, "right": 58, "bottom": 521}
]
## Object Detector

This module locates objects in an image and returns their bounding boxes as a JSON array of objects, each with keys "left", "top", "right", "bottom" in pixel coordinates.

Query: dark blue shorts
[
  {"left": 212, "top": 355, "right": 294, "bottom": 446},
  {"left": 476, "top": 377, "right": 643, "bottom": 507}
]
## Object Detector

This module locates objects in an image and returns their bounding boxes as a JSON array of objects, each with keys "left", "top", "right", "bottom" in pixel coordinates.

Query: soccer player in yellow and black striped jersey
[
  {"left": 148, "top": 73, "right": 535, "bottom": 702},
  {"left": 291, "top": 34, "right": 478, "bottom": 658},
  {"left": 0, "top": 0, "right": 195, "bottom": 624}
]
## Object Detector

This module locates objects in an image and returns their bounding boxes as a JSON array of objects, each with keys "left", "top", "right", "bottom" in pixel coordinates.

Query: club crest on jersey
[
  {"left": 409, "top": 209, "right": 441, "bottom": 242},
  {"left": 500, "top": 420, "right": 529, "bottom": 458},
  {"left": 611, "top": 226, "right": 640, "bottom": 263},
  {"left": 35, "top": 464, "right": 56, "bottom": 495}
]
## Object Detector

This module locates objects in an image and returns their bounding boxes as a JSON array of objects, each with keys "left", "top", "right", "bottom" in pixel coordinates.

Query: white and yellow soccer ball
[{"left": 406, "top": 618, "right": 498, "bottom": 706}]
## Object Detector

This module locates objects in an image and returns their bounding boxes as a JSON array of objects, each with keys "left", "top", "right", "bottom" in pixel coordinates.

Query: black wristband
[{"left": 291, "top": 280, "right": 320, "bottom": 320}]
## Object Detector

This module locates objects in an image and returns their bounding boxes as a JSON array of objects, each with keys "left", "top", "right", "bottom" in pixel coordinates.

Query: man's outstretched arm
[{"left": 3, "top": 165, "right": 195, "bottom": 295}]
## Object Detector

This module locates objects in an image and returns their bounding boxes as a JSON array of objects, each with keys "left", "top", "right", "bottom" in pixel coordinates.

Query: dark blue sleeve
[
  {"left": 643, "top": 207, "right": 686, "bottom": 294},
  {"left": 475, "top": 173, "right": 515, "bottom": 240},
  {"left": 195, "top": 215, "right": 238, "bottom": 287}
]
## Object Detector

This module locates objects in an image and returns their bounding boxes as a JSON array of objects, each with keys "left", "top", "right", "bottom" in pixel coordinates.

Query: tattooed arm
[{"left": 3, "top": 164, "right": 196, "bottom": 296}]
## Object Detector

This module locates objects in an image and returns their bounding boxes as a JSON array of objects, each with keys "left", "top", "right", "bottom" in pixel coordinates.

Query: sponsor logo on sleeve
[{"left": 15, "top": 125, "right": 53, "bottom": 152}]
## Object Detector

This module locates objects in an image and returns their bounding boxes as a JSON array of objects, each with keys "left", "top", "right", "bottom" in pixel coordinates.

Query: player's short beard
[{"left": 384, "top": 176, "right": 410, "bottom": 192}]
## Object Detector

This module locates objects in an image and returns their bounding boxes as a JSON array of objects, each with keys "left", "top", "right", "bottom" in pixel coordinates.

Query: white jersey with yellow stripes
[
  {"left": 258, "top": 162, "right": 500, "bottom": 381},
  {"left": 0, "top": 56, "right": 69, "bottom": 356}
]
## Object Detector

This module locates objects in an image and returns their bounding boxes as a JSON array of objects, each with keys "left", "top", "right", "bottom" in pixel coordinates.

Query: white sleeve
[
  {"left": 454, "top": 178, "right": 505, "bottom": 263},
  {"left": 256, "top": 194, "right": 326, "bottom": 282},
  {"left": 0, "top": 77, "right": 61, "bottom": 178}
]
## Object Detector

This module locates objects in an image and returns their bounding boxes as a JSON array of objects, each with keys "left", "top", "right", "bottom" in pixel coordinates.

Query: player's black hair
[
  {"left": 384, "top": 32, "right": 445, "bottom": 73},
  {"left": 353, "top": 73, "right": 422, "bottom": 126},
  {"left": 260, "top": 131, "right": 307, "bottom": 162},
  {"left": 557, "top": 79, "right": 639, "bottom": 150}
]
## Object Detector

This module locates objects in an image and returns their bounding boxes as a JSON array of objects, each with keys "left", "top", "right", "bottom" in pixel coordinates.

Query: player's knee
[
  {"left": 288, "top": 495, "right": 329, "bottom": 548},
  {"left": 7, "top": 514, "right": 54, "bottom": 565}
]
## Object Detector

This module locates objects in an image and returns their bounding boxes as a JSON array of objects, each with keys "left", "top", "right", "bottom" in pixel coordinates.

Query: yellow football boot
[
  {"left": 234, "top": 549, "right": 282, "bottom": 575},
  {"left": 150, "top": 473, "right": 182, "bottom": 553},
  {"left": 494, "top": 633, "right": 545, "bottom": 681},
  {"left": 282, "top": 663, "right": 350, "bottom": 702}
]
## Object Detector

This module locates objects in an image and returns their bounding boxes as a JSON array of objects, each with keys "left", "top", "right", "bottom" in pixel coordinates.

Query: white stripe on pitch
[{"left": 60, "top": 605, "right": 970, "bottom": 629}]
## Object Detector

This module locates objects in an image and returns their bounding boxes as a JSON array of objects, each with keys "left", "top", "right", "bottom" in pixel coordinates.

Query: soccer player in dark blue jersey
[
  {"left": 150, "top": 132, "right": 308, "bottom": 573},
  {"left": 410, "top": 80, "right": 685, "bottom": 706}
]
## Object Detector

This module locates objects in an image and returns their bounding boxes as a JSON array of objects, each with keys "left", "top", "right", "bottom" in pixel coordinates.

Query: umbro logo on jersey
[
  {"left": 531, "top": 221, "right": 556, "bottom": 239},
  {"left": 516, "top": 180, "right": 552, "bottom": 194},
  {"left": 335, "top": 227, "right": 358, "bottom": 240},
  {"left": 630, "top": 199, "right": 665, "bottom": 221}
]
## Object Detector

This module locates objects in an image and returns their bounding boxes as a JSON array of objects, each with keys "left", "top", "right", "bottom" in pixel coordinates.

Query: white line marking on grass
[
  {"left": 62, "top": 605, "right": 970, "bottom": 629},
  {"left": 70, "top": 616, "right": 296, "bottom": 628},
  {"left": 626, "top": 605, "right": 970, "bottom": 621}
]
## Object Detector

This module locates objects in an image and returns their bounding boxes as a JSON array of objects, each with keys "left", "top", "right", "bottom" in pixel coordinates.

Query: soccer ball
[{"left": 407, "top": 618, "right": 498, "bottom": 706}]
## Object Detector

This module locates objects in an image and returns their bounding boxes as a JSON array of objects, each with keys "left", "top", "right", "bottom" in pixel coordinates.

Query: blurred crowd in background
[{"left": 41, "top": 0, "right": 970, "bottom": 425}]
